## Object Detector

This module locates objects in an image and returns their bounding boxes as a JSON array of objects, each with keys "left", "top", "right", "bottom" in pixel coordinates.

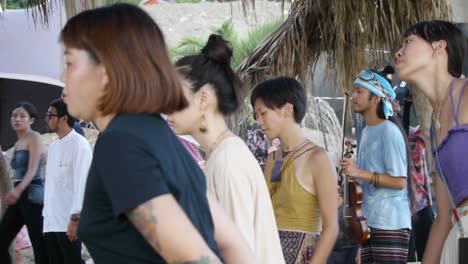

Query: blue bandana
[{"left": 353, "top": 70, "right": 396, "bottom": 119}]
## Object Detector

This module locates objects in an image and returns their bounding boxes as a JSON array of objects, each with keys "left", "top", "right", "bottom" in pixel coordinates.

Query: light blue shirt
[{"left": 357, "top": 120, "right": 411, "bottom": 230}]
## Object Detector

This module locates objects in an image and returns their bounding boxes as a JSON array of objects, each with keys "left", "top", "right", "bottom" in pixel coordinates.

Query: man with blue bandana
[{"left": 340, "top": 70, "right": 412, "bottom": 264}]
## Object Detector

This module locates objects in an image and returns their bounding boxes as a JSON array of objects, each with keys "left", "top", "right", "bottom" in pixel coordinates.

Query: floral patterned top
[
  {"left": 246, "top": 124, "right": 280, "bottom": 170},
  {"left": 408, "top": 128, "right": 432, "bottom": 214}
]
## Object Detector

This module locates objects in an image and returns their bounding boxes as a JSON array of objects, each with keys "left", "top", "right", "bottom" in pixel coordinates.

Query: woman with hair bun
[{"left": 168, "top": 34, "right": 284, "bottom": 264}]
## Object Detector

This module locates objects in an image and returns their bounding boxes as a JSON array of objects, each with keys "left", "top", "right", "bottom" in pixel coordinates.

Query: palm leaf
[
  {"left": 235, "top": 19, "right": 282, "bottom": 68},
  {"left": 213, "top": 19, "right": 237, "bottom": 41},
  {"left": 170, "top": 37, "right": 206, "bottom": 60},
  {"left": 170, "top": 18, "right": 282, "bottom": 69}
]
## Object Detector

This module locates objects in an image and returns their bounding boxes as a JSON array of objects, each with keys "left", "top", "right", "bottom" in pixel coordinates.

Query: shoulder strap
[
  {"left": 431, "top": 117, "right": 466, "bottom": 237},
  {"left": 454, "top": 79, "right": 468, "bottom": 125},
  {"left": 293, "top": 145, "right": 322, "bottom": 160},
  {"left": 274, "top": 140, "right": 312, "bottom": 171}
]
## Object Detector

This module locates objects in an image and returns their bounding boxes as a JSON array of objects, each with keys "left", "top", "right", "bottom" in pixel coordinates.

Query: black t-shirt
[{"left": 77, "top": 114, "right": 221, "bottom": 264}]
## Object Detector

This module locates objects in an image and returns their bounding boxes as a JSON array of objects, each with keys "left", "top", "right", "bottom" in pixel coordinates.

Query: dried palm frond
[
  {"left": 238, "top": 0, "right": 316, "bottom": 86},
  {"left": 238, "top": 0, "right": 452, "bottom": 93},
  {"left": 17, "top": 0, "right": 59, "bottom": 25}
]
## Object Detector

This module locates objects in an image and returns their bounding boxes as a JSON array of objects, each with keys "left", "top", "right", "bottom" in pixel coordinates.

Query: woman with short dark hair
[
  {"left": 396, "top": 20, "right": 468, "bottom": 264},
  {"left": 60, "top": 4, "right": 253, "bottom": 264},
  {"left": 251, "top": 77, "right": 339, "bottom": 264}
]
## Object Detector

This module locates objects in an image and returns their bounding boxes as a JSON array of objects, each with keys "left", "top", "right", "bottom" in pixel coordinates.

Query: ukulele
[{"left": 339, "top": 93, "right": 370, "bottom": 244}]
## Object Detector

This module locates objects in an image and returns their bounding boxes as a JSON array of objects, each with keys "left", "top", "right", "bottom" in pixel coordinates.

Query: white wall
[
  {"left": 0, "top": 4, "right": 65, "bottom": 79},
  {"left": 453, "top": 0, "right": 468, "bottom": 23}
]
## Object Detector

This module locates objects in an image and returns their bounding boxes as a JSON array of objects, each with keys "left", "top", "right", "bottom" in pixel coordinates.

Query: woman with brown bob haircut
[{"left": 60, "top": 3, "right": 254, "bottom": 264}]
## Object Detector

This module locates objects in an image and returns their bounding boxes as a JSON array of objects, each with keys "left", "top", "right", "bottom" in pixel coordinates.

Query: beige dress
[{"left": 204, "top": 136, "right": 285, "bottom": 264}]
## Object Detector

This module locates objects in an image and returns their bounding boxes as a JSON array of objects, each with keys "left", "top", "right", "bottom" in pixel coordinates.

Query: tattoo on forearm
[
  {"left": 170, "top": 256, "right": 222, "bottom": 264},
  {"left": 127, "top": 202, "right": 161, "bottom": 251}
]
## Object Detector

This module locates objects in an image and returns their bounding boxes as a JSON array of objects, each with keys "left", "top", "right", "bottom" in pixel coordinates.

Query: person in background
[
  {"left": 43, "top": 98, "right": 92, "bottom": 264},
  {"left": 0, "top": 144, "right": 11, "bottom": 219},
  {"left": 178, "top": 136, "right": 205, "bottom": 169},
  {"left": 0, "top": 102, "right": 48, "bottom": 264},
  {"left": 73, "top": 121, "right": 85, "bottom": 137},
  {"left": 406, "top": 126, "right": 434, "bottom": 262},
  {"left": 341, "top": 70, "right": 413, "bottom": 264},
  {"left": 246, "top": 123, "right": 281, "bottom": 171},
  {"left": 0, "top": 145, "right": 16, "bottom": 262},
  {"left": 14, "top": 226, "right": 32, "bottom": 264}
]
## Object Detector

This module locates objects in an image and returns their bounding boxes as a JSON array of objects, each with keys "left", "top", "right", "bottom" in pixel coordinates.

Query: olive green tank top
[{"left": 265, "top": 142, "right": 322, "bottom": 233}]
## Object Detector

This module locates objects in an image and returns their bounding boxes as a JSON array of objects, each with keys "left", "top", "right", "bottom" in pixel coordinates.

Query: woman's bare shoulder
[
  {"left": 26, "top": 131, "right": 43, "bottom": 150},
  {"left": 27, "top": 131, "right": 41, "bottom": 141}
]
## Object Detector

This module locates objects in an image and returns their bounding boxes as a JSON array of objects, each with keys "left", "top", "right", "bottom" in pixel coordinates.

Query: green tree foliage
[
  {"left": 170, "top": 19, "right": 282, "bottom": 69},
  {"left": 120, "top": 0, "right": 141, "bottom": 4},
  {"left": 5, "top": 0, "right": 29, "bottom": 9}
]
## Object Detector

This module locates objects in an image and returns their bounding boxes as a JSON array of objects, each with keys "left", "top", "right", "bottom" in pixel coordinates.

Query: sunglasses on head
[
  {"left": 357, "top": 71, "right": 391, "bottom": 99},
  {"left": 357, "top": 71, "right": 377, "bottom": 82}
]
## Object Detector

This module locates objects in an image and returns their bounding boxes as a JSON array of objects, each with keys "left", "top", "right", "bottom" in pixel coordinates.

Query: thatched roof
[
  {"left": 18, "top": 1, "right": 452, "bottom": 92},
  {"left": 237, "top": 0, "right": 452, "bottom": 92}
]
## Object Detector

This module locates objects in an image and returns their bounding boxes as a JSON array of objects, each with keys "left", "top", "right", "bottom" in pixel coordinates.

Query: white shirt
[{"left": 43, "top": 130, "right": 92, "bottom": 233}]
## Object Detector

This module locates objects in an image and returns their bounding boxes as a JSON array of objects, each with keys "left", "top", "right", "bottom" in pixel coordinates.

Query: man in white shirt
[{"left": 43, "top": 98, "right": 92, "bottom": 264}]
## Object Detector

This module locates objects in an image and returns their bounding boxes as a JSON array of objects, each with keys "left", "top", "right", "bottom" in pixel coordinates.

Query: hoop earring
[{"left": 199, "top": 113, "right": 207, "bottom": 133}]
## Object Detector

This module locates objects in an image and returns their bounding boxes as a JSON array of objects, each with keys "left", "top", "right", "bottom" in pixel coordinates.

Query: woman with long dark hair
[{"left": 168, "top": 34, "right": 284, "bottom": 263}]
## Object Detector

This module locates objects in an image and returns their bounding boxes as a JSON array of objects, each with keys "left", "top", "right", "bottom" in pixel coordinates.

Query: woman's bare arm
[
  {"left": 6, "top": 132, "right": 43, "bottom": 205},
  {"left": 126, "top": 194, "right": 222, "bottom": 264},
  {"left": 310, "top": 150, "right": 339, "bottom": 264},
  {"left": 422, "top": 174, "right": 452, "bottom": 264}
]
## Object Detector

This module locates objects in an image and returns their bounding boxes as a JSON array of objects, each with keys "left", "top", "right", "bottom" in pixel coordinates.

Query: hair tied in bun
[{"left": 201, "top": 34, "right": 233, "bottom": 65}]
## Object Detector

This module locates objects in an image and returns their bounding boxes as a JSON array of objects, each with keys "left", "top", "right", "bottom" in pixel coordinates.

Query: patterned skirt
[
  {"left": 361, "top": 227, "right": 410, "bottom": 264},
  {"left": 279, "top": 229, "right": 320, "bottom": 264}
]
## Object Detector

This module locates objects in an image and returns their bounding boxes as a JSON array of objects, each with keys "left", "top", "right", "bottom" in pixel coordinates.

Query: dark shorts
[{"left": 327, "top": 246, "right": 359, "bottom": 264}]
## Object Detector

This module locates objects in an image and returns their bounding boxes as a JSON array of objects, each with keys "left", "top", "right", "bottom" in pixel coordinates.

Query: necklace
[
  {"left": 281, "top": 139, "right": 309, "bottom": 158},
  {"left": 205, "top": 128, "right": 229, "bottom": 160},
  {"left": 434, "top": 78, "right": 455, "bottom": 130}
]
